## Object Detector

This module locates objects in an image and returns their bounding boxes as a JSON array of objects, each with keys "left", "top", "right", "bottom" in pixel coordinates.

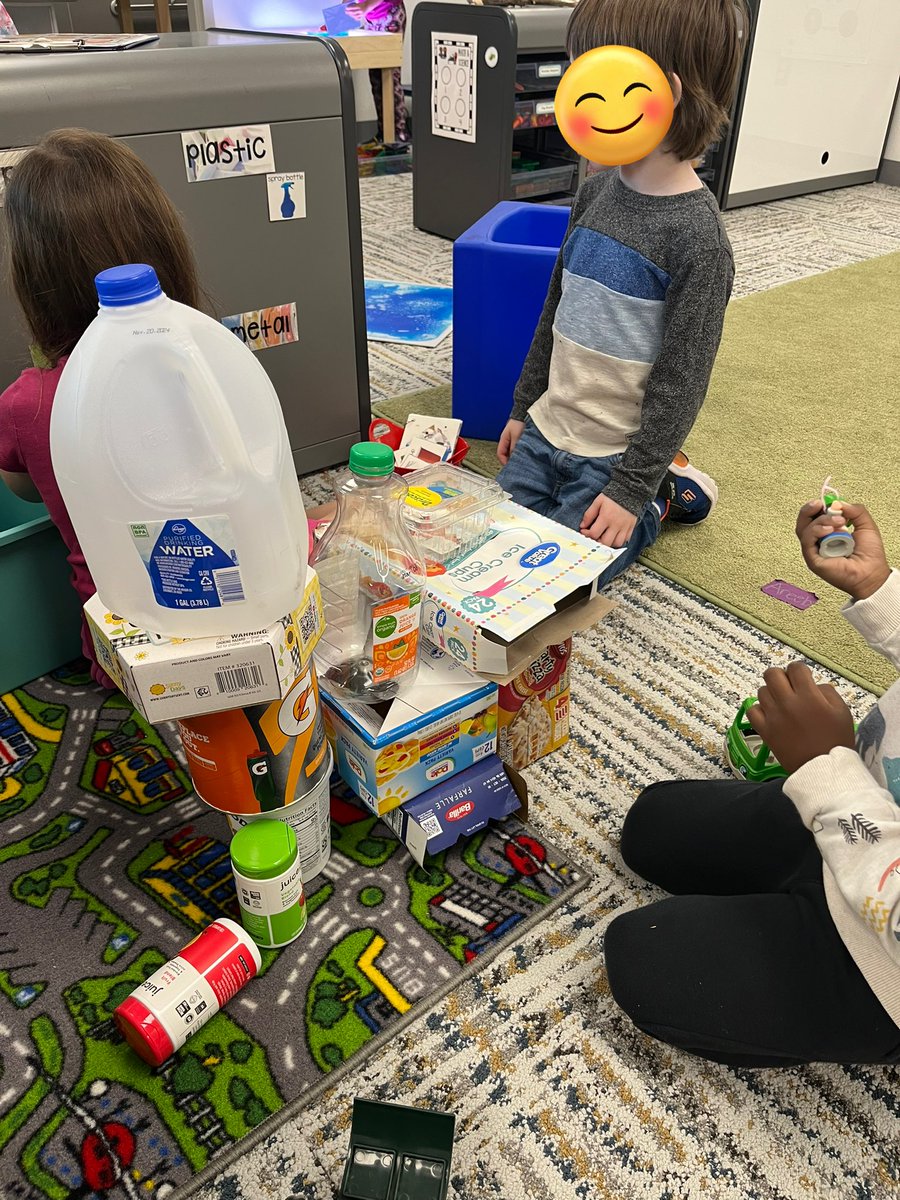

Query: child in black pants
[{"left": 606, "top": 501, "right": 900, "bottom": 1067}]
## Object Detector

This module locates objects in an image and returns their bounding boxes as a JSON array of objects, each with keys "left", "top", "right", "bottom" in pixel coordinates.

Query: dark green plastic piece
[{"left": 340, "top": 1099, "right": 455, "bottom": 1200}]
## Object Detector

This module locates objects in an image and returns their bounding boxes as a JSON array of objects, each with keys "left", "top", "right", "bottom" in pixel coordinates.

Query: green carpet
[
  {"left": 0, "top": 663, "right": 585, "bottom": 1198},
  {"left": 375, "top": 252, "right": 900, "bottom": 694}
]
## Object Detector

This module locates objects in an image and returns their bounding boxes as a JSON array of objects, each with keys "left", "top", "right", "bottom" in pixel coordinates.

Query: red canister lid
[{"left": 114, "top": 996, "right": 176, "bottom": 1067}]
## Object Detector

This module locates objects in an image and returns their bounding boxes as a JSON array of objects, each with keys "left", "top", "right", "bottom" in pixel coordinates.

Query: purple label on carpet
[{"left": 761, "top": 580, "right": 818, "bottom": 610}]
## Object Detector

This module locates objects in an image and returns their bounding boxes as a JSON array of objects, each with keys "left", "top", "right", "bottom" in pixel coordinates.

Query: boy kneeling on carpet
[
  {"left": 606, "top": 501, "right": 900, "bottom": 1067},
  {"left": 497, "top": 0, "right": 746, "bottom": 585}
]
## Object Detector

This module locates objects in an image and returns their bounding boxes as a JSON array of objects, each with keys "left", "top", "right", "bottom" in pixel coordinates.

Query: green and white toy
[{"left": 724, "top": 698, "right": 789, "bottom": 784}]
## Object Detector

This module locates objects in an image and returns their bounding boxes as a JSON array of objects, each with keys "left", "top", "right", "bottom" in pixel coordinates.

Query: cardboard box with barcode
[
  {"left": 420, "top": 501, "right": 618, "bottom": 675},
  {"left": 85, "top": 568, "right": 323, "bottom": 724},
  {"left": 383, "top": 754, "right": 527, "bottom": 867},
  {"left": 322, "top": 647, "right": 499, "bottom": 817}
]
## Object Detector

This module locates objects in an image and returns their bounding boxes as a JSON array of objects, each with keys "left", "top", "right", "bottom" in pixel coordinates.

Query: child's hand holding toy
[
  {"left": 796, "top": 499, "right": 891, "bottom": 602},
  {"left": 747, "top": 661, "right": 856, "bottom": 775}
]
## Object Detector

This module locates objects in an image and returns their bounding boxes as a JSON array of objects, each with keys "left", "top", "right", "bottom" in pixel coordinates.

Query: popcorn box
[
  {"left": 421, "top": 501, "right": 618, "bottom": 674},
  {"left": 382, "top": 755, "right": 527, "bottom": 867},
  {"left": 497, "top": 640, "right": 571, "bottom": 770},
  {"left": 85, "top": 569, "right": 323, "bottom": 724},
  {"left": 322, "top": 646, "right": 498, "bottom": 816}
]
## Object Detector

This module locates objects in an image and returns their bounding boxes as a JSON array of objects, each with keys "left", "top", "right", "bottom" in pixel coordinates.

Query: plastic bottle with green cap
[
  {"left": 311, "top": 441, "right": 425, "bottom": 705},
  {"left": 230, "top": 819, "right": 307, "bottom": 948}
]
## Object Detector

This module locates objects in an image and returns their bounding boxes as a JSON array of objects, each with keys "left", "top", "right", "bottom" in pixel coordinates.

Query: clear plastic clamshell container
[{"left": 403, "top": 465, "right": 508, "bottom": 571}]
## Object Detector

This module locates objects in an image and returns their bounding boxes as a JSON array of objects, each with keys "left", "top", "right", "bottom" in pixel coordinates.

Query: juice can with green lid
[{"left": 230, "top": 819, "right": 307, "bottom": 948}]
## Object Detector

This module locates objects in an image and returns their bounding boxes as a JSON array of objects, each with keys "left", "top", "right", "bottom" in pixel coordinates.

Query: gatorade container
[
  {"left": 230, "top": 820, "right": 308, "bottom": 949},
  {"left": 312, "top": 442, "right": 425, "bottom": 704},
  {"left": 114, "top": 917, "right": 261, "bottom": 1066},
  {"left": 179, "top": 661, "right": 333, "bottom": 881},
  {"left": 50, "top": 264, "right": 307, "bottom": 638}
]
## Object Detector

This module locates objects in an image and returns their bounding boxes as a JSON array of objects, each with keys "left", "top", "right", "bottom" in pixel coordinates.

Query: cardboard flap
[{"left": 477, "top": 594, "right": 615, "bottom": 684}]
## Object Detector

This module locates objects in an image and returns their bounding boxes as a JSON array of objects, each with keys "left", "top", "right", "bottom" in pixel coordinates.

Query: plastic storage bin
[
  {"left": 510, "top": 152, "right": 575, "bottom": 198},
  {"left": 403, "top": 465, "right": 507, "bottom": 570},
  {"left": 515, "top": 59, "right": 565, "bottom": 93},
  {"left": 452, "top": 201, "right": 569, "bottom": 441},
  {"left": 0, "top": 488, "right": 84, "bottom": 692}
]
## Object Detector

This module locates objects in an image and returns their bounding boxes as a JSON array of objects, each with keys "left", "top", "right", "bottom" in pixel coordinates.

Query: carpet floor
[
  {"left": 188, "top": 567, "right": 897, "bottom": 1200},
  {"left": 0, "top": 668, "right": 584, "bottom": 1200}
]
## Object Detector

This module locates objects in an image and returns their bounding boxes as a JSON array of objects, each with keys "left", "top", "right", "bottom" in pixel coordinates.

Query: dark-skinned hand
[
  {"left": 796, "top": 501, "right": 891, "bottom": 601},
  {"left": 747, "top": 661, "right": 856, "bottom": 775}
]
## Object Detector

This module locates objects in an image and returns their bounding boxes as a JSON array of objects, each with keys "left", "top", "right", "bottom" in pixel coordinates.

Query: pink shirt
[{"left": 0, "top": 359, "right": 112, "bottom": 686}]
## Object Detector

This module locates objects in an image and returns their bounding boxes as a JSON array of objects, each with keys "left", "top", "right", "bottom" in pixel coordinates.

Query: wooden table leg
[
  {"left": 154, "top": 0, "right": 172, "bottom": 32},
  {"left": 118, "top": 0, "right": 135, "bottom": 33},
  {"left": 381, "top": 66, "right": 396, "bottom": 145}
]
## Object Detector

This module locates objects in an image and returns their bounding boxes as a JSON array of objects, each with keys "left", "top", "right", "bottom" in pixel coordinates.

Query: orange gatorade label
[
  {"left": 178, "top": 662, "right": 328, "bottom": 814},
  {"left": 372, "top": 591, "right": 421, "bottom": 682}
]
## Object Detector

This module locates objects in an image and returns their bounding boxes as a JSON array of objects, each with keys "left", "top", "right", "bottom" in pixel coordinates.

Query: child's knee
[{"left": 619, "top": 781, "right": 676, "bottom": 876}]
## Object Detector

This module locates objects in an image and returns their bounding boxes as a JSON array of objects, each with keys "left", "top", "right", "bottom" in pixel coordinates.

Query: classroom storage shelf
[{"left": 412, "top": 3, "right": 581, "bottom": 239}]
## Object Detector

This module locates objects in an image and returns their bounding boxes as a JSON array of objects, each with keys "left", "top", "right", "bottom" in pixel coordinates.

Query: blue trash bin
[{"left": 452, "top": 202, "right": 569, "bottom": 442}]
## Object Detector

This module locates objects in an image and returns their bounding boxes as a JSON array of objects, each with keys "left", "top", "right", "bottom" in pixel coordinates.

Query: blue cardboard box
[
  {"left": 323, "top": 648, "right": 498, "bottom": 816},
  {"left": 382, "top": 754, "right": 526, "bottom": 866}
]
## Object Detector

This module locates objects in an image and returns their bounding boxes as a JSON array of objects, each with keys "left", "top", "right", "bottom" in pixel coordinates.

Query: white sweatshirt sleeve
[
  {"left": 783, "top": 570, "right": 900, "bottom": 969},
  {"left": 842, "top": 569, "right": 900, "bottom": 671},
  {"left": 785, "top": 748, "right": 900, "bottom": 969}
]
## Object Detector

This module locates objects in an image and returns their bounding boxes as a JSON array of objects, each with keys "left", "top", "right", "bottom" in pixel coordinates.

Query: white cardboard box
[
  {"left": 85, "top": 569, "right": 324, "bottom": 724},
  {"left": 421, "top": 501, "right": 620, "bottom": 675}
]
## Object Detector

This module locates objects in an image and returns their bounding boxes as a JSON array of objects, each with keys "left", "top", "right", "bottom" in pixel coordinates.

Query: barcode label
[
  {"left": 418, "top": 812, "right": 442, "bottom": 838},
  {"left": 215, "top": 663, "right": 264, "bottom": 694},
  {"left": 298, "top": 596, "right": 321, "bottom": 646},
  {"left": 383, "top": 807, "right": 405, "bottom": 835},
  {"left": 213, "top": 566, "right": 246, "bottom": 604}
]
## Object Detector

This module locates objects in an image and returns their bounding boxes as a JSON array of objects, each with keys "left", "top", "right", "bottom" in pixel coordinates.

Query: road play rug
[{"left": 0, "top": 662, "right": 586, "bottom": 1200}]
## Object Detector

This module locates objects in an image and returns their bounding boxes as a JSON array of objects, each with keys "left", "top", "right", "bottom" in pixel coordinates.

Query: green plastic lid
[
  {"left": 230, "top": 820, "right": 298, "bottom": 880},
  {"left": 349, "top": 441, "right": 395, "bottom": 478}
]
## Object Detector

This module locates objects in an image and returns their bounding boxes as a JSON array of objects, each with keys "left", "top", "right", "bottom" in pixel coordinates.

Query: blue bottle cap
[{"left": 95, "top": 264, "right": 163, "bottom": 307}]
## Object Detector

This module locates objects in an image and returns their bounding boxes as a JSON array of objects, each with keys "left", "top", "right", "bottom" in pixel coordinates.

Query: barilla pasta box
[
  {"left": 421, "top": 501, "right": 619, "bottom": 675},
  {"left": 382, "top": 755, "right": 527, "bottom": 867},
  {"left": 322, "top": 646, "right": 499, "bottom": 816},
  {"left": 85, "top": 569, "right": 323, "bottom": 724},
  {"left": 497, "top": 641, "right": 571, "bottom": 770}
]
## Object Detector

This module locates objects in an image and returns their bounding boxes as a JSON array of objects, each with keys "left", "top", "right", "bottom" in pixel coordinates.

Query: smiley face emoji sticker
[{"left": 555, "top": 46, "right": 674, "bottom": 166}]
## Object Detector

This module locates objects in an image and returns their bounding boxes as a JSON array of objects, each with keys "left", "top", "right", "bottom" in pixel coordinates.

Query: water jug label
[
  {"left": 130, "top": 516, "right": 246, "bottom": 611},
  {"left": 372, "top": 591, "right": 421, "bottom": 681}
]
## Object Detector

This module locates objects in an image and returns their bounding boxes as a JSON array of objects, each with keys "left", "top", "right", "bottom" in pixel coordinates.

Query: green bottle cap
[
  {"left": 349, "top": 441, "right": 395, "bottom": 478},
  {"left": 230, "top": 820, "right": 298, "bottom": 880}
]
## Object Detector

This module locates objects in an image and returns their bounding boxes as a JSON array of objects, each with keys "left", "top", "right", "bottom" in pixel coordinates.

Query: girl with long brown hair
[{"left": 0, "top": 129, "right": 204, "bottom": 685}]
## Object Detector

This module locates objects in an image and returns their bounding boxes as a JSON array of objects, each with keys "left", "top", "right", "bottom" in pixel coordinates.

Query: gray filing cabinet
[{"left": 0, "top": 32, "right": 370, "bottom": 475}]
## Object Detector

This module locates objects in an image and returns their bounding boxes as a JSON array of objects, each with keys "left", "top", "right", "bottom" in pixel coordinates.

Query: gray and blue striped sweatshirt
[{"left": 511, "top": 168, "right": 734, "bottom": 516}]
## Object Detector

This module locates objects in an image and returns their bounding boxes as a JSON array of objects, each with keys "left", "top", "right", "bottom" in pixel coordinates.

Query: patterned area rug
[
  {"left": 0, "top": 666, "right": 585, "bottom": 1200},
  {"left": 188, "top": 566, "right": 899, "bottom": 1200}
]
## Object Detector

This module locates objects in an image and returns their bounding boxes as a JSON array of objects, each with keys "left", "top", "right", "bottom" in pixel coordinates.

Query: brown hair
[
  {"left": 566, "top": 0, "right": 748, "bottom": 161},
  {"left": 6, "top": 129, "right": 204, "bottom": 365}
]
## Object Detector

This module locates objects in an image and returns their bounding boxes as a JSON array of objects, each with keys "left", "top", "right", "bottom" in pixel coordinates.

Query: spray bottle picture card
[
  {"left": 364, "top": 279, "right": 453, "bottom": 347},
  {"left": 266, "top": 172, "right": 306, "bottom": 221},
  {"left": 431, "top": 32, "right": 477, "bottom": 143}
]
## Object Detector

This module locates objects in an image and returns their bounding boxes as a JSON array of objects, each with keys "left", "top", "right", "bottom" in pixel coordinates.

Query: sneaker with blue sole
[{"left": 658, "top": 451, "right": 718, "bottom": 524}]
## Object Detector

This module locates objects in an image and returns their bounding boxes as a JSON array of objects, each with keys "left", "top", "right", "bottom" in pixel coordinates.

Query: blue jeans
[{"left": 496, "top": 419, "right": 660, "bottom": 588}]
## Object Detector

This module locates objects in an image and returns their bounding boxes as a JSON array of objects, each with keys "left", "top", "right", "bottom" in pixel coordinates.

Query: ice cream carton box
[
  {"left": 498, "top": 640, "right": 572, "bottom": 770},
  {"left": 382, "top": 754, "right": 527, "bottom": 867},
  {"left": 85, "top": 569, "right": 323, "bottom": 724},
  {"left": 322, "top": 646, "right": 499, "bottom": 816},
  {"left": 421, "top": 501, "right": 619, "bottom": 675}
]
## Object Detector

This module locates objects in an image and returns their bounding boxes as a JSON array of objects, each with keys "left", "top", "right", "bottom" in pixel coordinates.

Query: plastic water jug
[
  {"left": 50, "top": 264, "right": 307, "bottom": 637},
  {"left": 311, "top": 442, "right": 425, "bottom": 704}
]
